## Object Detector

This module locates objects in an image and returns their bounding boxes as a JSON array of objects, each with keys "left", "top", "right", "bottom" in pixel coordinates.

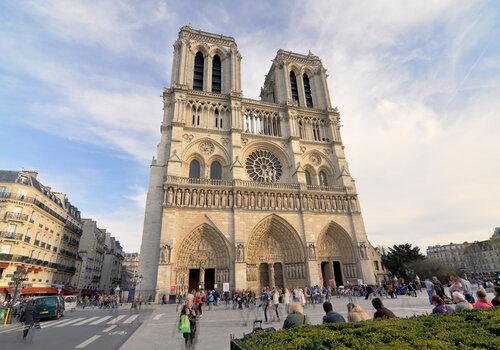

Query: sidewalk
[{"left": 120, "top": 293, "right": 436, "bottom": 350}]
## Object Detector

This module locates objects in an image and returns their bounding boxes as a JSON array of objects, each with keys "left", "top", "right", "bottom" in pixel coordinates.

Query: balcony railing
[
  {"left": 4, "top": 212, "right": 29, "bottom": 222},
  {"left": 0, "top": 231, "right": 23, "bottom": 240},
  {"left": 165, "top": 175, "right": 351, "bottom": 193}
]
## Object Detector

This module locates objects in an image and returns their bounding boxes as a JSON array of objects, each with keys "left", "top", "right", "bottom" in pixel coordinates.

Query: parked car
[
  {"left": 63, "top": 295, "right": 78, "bottom": 311},
  {"left": 32, "top": 295, "right": 65, "bottom": 320}
]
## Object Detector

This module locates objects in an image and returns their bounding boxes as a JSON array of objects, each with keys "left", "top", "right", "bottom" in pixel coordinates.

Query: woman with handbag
[{"left": 179, "top": 294, "right": 198, "bottom": 349}]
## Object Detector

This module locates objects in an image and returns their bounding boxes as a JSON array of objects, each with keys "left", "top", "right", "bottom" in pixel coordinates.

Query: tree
[
  {"left": 381, "top": 243, "right": 425, "bottom": 279},
  {"left": 408, "top": 259, "right": 459, "bottom": 282}
]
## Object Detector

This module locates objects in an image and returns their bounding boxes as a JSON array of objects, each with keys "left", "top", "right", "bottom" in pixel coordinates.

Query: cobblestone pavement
[{"left": 121, "top": 291, "right": 448, "bottom": 350}]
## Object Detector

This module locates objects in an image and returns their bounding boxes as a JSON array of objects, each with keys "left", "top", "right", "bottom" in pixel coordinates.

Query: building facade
[
  {"left": 121, "top": 252, "right": 139, "bottom": 297},
  {"left": 75, "top": 219, "right": 106, "bottom": 292},
  {"left": 138, "top": 26, "right": 383, "bottom": 299},
  {"left": 0, "top": 170, "right": 82, "bottom": 294},
  {"left": 427, "top": 228, "right": 500, "bottom": 277},
  {"left": 99, "top": 232, "right": 124, "bottom": 294}
]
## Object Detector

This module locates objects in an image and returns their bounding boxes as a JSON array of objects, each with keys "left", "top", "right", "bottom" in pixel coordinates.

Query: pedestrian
[
  {"left": 371, "top": 298, "right": 396, "bottom": 319},
  {"left": 284, "top": 288, "right": 290, "bottom": 314},
  {"left": 473, "top": 290, "right": 493, "bottom": 309},
  {"left": 452, "top": 292, "right": 473, "bottom": 311},
  {"left": 448, "top": 276, "right": 463, "bottom": 297},
  {"left": 364, "top": 285, "right": 373, "bottom": 300},
  {"left": 492, "top": 286, "right": 500, "bottom": 307},
  {"left": 431, "top": 295, "right": 454, "bottom": 314},
  {"left": 432, "top": 277, "right": 445, "bottom": 299},
  {"left": 180, "top": 294, "right": 198, "bottom": 349},
  {"left": 272, "top": 288, "right": 280, "bottom": 322},
  {"left": 423, "top": 278, "right": 434, "bottom": 305},
  {"left": 459, "top": 276, "right": 474, "bottom": 303},
  {"left": 19, "top": 300, "right": 36, "bottom": 340},
  {"left": 346, "top": 302, "right": 370, "bottom": 322},
  {"left": 283, "top": 302, "right": 308, "bottom": 329},
  {"left": 322, "top": 301, "right": 345, "bottom": 323}
]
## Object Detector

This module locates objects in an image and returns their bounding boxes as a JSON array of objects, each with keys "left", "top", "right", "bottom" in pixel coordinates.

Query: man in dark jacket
[
  {"left": 322, "top": 301, "right": 345, "bottom": 323},
  {"left": 283, "top": 302, "right": 308, "bottom": 329},
  {"left": 20, "top": 301, "right": 36, "bottom": 340},
  {"left": 372, "top": 298, "right": 396, "bottom": 319}
]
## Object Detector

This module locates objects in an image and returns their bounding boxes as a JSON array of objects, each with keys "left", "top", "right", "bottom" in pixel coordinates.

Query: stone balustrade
[{"left": 164, "top": 176, "right": 359, "bottom": 213}]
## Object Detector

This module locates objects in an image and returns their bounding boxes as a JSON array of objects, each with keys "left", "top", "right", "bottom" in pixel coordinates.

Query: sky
[{"left": 0, "top": 1, "right": 499, "bottom": 253}]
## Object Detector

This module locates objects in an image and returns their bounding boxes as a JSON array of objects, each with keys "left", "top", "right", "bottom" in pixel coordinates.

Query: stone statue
[
  {"left": 167, "top": 187, "right": 174, "bottom": 205},
  {"left": 192, "top": 190, "right": 197, "bottom": 206},
  {"left": 176, "top": 189, "right": 182, "bottom": 206},
  {"left": 184, "top": 190, "right": 190, "bottom": 206},
  {"left": 236, "top": 244, "right": 245, "bottom": 262},
  {"left": 308, "top": 243, "right": 316, "bottom": 260},
  {"left": 160, "top": 244, "right": 171, "bottom": 264}
]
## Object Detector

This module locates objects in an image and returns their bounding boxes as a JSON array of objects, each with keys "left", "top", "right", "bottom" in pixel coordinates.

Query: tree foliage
[
  {"left": 408, "top": 259, "right": 459, "bottom": 282},
  {"left": 380, "top": 243, "right": 425, "bottom": 279}
]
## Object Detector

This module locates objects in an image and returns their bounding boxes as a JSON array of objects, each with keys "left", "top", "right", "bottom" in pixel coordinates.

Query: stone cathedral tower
[{"left": 137, "top": 26, "right": 384, "bottom": 299}]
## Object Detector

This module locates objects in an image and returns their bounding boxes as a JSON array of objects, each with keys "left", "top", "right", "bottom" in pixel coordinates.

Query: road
[{"left": 0, "top": 306, "right": 152, "bottom": 349}]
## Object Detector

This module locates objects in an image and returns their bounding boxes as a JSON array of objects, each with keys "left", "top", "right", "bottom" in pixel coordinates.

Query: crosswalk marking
[
  {"left": 42, "top": 318, "right": 75, "bottom": 328},
  {"left": 107, "top": 315, "right": 127, "bottom": 324},
  {"left": 54, "top": 317, "right": 85, "bottom": 327},
  {"left": 153, "top": 313, "right": 164, "bottom": 320},
  {"left": 72, "top": 317, "right": 100, "bottom": 326},
  {"left": 102, "top": 325, "right": 117, "bottom": 332},
  {"left": 75, "top": 335, "right": 101, "bottom": 348},
  {"left": 122, "top": 314, "right": 139, "bottom": 324},
  {"left": 89, "top": 316, "right": 113, "bottom": 325}
]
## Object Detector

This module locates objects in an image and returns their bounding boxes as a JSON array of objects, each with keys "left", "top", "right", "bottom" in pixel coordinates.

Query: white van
[{"left": 63, "top": 295, "right": 78, "bottom": 311}]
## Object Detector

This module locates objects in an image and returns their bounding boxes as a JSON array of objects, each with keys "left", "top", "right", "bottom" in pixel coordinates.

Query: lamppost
[{"left": 6, "top": 267, "right": 28, "bottom": 324}]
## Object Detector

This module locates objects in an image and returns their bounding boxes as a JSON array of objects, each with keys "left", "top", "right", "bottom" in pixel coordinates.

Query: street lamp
[{"left": 6, "top": 267, "right": 28, "bottom": 324}]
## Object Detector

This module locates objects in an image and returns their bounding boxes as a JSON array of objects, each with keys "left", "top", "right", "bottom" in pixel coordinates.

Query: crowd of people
[{"left": 177, "top": 275, "right": 500, "bottom": 349}]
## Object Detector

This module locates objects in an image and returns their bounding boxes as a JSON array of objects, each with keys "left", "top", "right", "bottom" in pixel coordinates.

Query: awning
[
  {"left": 19, "top": 287, "right": 72, "bottom": 295},
  {"left": 0, "top": 287, "right": 13, "bottom": 294},
  {"left": 0, "top": 263, "right": 9, "bottom": 269}
]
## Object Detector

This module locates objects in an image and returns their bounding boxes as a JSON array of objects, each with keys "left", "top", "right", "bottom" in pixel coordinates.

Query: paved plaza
[{"left": 121, "top": 291, "right": 442, "bottom": 350}]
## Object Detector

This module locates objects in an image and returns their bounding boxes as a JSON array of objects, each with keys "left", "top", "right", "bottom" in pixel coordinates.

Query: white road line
[
  {"left": 153, "top": 313, "right": 164, "bottom": 320},
  {"left": 40, "top": 320, "right": 60, "bottom": 327},
  {"left": 102, "top": 325, "right": 117, "bottom": 333},
  {"left": 42, "top": 318, "right": 75, "bottom": 328},
  {"left": 122, "top": 314, "right": 139, "bottom": 324},
  {"left": 75, "top": 335, "right": 101, "bottom": 348},
  {"left": 54, "top": 317, "right": 85, "bottom": 327},
  {"left": 89, "top": 316, "right": 112, "bottom": 325},
  {"left": 106, "top": 315, "right": 126, "bottom": 324},
  {"left": 72, "top": 317, "right": 100, "bottom": 326}
]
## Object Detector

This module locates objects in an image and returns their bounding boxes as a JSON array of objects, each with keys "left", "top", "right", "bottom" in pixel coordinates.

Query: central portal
[
  {"left": 246, "top": 215, "right": 307, "bottom": 291},
  {"left": 204, "top": 268, "right": 215, "bottom": 290}
]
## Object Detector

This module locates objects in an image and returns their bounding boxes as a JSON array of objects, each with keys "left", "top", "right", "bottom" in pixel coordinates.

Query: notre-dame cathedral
[{"left": 137, "top": 25, "right": 385, "bottom": 300}]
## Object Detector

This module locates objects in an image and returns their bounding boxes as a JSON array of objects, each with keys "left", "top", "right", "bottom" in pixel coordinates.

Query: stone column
[
  {"left": 268, "top": 264, "right": 275, "bottom": 288},
  {"left": 199, "top": 267, "right": 205, "bottom": 290}
]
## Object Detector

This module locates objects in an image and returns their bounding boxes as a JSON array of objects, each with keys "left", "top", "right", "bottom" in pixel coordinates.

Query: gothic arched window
[
  {"left": 214, "top": 109, "right": 219, "bottom": 128},
  {"left": 290, "top": 71, "right": 299, "bottom": 105},
  {"left": 303, "top": 73, "right": 313, "bottom": 108},
  {"left": 210, "top": 161, "right": 222, "bottom": 180},
  {"left": 193, "top": 52, "right": 204, "bottom": 91},
  {"left": 319, "top": 171, "right": 328, "bottom": 186},
  {"left": 212, "top": 55, "right": 221, "bottom": 93},
  {"left": 298, "top": 121, "right": 304, "bottom": 139},
  {"left": 305, "top": 170, "right": 312, "bottom": 186},
  {"left": 189, "top": 159, "right": 201, "bottom": 179}
]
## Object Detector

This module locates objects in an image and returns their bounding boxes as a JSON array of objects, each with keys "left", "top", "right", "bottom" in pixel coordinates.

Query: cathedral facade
[{"left": 137, "top": 26, "right": 384, "bottom": 299}]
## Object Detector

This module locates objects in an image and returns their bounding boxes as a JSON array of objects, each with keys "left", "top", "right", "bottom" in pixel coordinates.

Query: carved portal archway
[
  {"left": 317, "top": 222, "right": 357, "bottom": 286},
  {"left": 246, "top": 214, "right": 306, "bottom": 290},
  {"left": 175, "top": 224, "right": 230, "bottom": 293}
]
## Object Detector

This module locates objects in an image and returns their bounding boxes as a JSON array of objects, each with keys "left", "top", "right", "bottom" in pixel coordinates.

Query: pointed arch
[
  {"left": 317, "top": 221, "right": 356, "bottom": 263},
  {"left": 212, "top": 55, "right": 222, "bottom": 93},
  {"left": 290, "top": 71, "right": 299, "bottom": 104}
]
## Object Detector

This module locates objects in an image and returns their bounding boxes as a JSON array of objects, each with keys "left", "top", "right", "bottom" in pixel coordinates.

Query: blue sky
[{"left": 1, "top": 1, "right": 499, "bottom": 252}]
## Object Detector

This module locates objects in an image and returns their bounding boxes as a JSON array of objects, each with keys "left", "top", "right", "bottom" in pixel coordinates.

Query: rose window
[{"left": 245, "top": 150, "right": 282, "bottom": 182}]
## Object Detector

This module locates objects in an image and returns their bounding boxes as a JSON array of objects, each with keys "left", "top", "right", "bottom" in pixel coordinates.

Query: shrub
[{"left": 232, "top": 308, "right": 500, "bottom": 350}]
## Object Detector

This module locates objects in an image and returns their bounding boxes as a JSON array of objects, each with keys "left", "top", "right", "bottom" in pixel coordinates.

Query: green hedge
[{"left": 233, "top": 308, "right": 500, "bottom": 350}]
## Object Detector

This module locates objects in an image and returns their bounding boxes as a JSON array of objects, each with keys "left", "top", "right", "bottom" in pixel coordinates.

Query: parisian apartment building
[
  {"left": 0, "top": 170, "right": 82, "bottom": 296},
  {"left": 120, "top": 252, "right": 139, "bottom": 294},
  {"left": 99, "top": 231, "right": 124, "bottom": 294},
  {"left": 427, "top": 228, "right": 500, "bottom": 277},
  {"left": 73, "top": 219, "right": 124, "bottom": 295}
]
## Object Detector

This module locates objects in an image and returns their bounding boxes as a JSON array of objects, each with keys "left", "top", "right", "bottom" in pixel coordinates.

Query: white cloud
[{"left": 87, "top": 186, "right": 147, "bottom": 252}]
